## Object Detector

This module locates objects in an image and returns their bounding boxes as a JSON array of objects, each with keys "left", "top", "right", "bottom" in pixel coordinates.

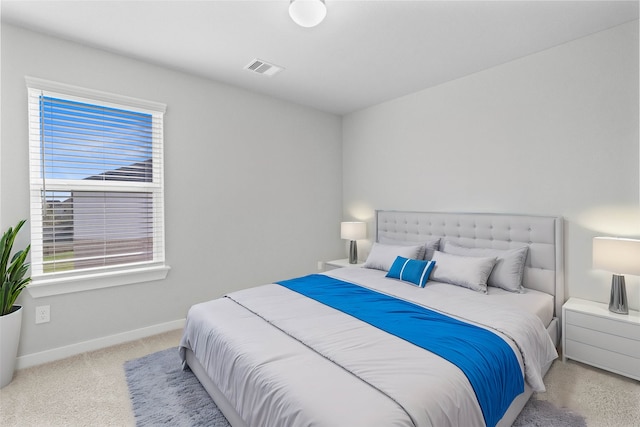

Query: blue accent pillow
[{"left": 386, "top": 256, "right": 436, "bottom": 288}]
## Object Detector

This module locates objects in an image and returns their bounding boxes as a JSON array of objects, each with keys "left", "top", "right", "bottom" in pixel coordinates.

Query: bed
[{"left": 179, "top": 210, "right": 564, "bottom": 427}]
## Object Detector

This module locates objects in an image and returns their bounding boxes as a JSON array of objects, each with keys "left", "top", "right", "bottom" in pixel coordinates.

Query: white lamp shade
[
  {"left": 289, "top": 0, "right": 327, "bottom": 28},
  {"left": 341, "top": 222, "right": 366, "bottom": 241},
  {"left": 593, "top": 237, "right": 640, "bottom": 276}
]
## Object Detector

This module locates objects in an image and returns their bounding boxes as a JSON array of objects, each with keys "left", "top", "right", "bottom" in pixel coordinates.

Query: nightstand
[
  {"left": 324, "top": 258, "right": 365, "bottom": 270},
  {"left": 562, "top": 297, "right": 640, "bottom": 381}
]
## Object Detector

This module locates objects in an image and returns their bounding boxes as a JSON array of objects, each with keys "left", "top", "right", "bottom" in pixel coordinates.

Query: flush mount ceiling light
[{"left": 289, "top": 0, "right": 327, "bottom": 28}]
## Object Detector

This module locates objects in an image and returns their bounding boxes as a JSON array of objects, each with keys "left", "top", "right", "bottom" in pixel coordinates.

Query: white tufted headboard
[{"left": 376, "top": 210, "right": 565, "bottom": 321}]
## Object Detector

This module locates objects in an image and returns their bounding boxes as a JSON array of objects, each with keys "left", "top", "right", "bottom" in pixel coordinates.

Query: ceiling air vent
[{"left": 244, "top": 59, "right": 284, "bottom": 77}]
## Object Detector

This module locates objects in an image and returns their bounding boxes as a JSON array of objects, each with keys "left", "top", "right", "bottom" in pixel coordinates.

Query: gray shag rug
[
  {"left": 125, "top": 347, "right": 230, "bottom": 426},
  {"left": 125, "top": 348, "right": 587, "bottom": 427}
]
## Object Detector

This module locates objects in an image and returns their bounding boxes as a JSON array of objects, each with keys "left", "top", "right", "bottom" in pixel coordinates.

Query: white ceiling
[{"left": 2, "top": 1, "right": 638, "bottom": 115}]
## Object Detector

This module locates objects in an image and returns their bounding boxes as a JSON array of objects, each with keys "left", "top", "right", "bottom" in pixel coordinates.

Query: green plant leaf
[{"left": 1, "top": 220, "right": 30, "bottom": 316}]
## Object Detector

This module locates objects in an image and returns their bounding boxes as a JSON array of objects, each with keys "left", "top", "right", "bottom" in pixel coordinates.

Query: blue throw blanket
[{"left": 277, "top": 274, "right": 524, "bottom": 427}]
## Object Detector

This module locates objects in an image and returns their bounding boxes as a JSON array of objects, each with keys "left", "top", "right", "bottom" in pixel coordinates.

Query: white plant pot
[{"left": 0, "top": 305, "right": 23, "bottom": 388}]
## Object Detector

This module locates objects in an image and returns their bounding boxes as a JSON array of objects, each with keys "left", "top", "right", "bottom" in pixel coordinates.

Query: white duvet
[{"left": 179, "top": 268, "right": 558, "bottom": 427}]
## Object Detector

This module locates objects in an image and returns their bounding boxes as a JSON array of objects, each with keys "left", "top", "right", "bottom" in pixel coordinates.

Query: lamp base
[
  {"left": 609, "top": 274, "right": 628, "bottom": 315},
  {"left": 349, "top": 240, "right": 358, "bottom": 264}
]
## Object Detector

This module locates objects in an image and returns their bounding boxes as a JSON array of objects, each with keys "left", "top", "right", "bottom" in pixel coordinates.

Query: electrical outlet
[
  {"left": 35, "top": 305, "right": 50, "bottom": 324},
  {"left": 317, "top": 261, "right": 324, "bottom": 271}
]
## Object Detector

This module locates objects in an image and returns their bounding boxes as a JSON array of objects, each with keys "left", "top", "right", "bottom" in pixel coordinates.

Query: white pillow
[
  {"left": 378, "top": 236, "right": 441, "bottom": 260},
  {"left": 441, "top": 241, "right": 529, "bottom": 293},
  {"left": 430, "top": 251, "right": 497, "bottom": 294},
  {"left": 363, "top": 243, "right": 423, "bottom": 271}
]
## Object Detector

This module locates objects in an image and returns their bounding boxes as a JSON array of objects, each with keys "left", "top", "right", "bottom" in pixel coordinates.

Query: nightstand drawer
[
  {"left": 565, "top": 323, "right": 640, "bottom": 357},
  {"left": 565, "top": 339, "right": 640, "bottom": 380},
  {"left": 565, "top": 310, "right": 640, "bottom": 340}
]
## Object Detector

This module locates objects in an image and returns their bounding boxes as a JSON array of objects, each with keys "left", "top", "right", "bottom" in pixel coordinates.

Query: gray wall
[
  {"left": 2, "top": 19, "right": 639, "bottom": 360},
  {"left": 343, "top": 21, "right": 640, "bottom": 309},
  {"left": 1, "top": 24, "right": 344, "bottom": 357}
]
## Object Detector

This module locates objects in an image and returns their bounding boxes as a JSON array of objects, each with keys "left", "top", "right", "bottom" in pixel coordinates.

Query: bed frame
[
  {"left": 185, "top": 210, "right": 565, "bottom": 427},
  {"left": 376, "top": 210, "right": 565, "bottom": 343}
]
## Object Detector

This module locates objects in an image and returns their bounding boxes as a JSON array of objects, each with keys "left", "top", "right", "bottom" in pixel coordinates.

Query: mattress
[
  {"left": 328, "top": 267, "right": 556, "bottom": 327},
  {"left": 179, "top": 268, "right": 557, "bottom": 427}
]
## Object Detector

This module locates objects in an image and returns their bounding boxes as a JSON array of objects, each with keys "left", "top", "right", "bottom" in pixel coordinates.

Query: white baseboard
[{"left": 16, "top": 318, "right": 185, "bottom": 369}]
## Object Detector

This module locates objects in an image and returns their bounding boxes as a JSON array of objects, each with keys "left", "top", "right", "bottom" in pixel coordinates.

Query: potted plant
[{"left": 0, "top": 220, "right": 31, "bottom": 388}]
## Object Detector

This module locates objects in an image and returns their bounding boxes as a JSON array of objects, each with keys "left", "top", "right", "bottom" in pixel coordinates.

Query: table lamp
[
  {"left": 593, "top": 237, "right": 640, "bottom": 314},
  {"left": 341, "top": 222, "right": 366, "bottom": 264}
]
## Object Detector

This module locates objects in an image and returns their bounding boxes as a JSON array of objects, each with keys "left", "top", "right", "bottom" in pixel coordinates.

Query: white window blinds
[{"left": 27, "top": 78, "right": 166, "bottom": 281}]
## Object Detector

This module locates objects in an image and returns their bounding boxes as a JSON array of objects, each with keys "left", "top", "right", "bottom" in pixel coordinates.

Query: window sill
[{"left": 27, "top": 265, "right": 171, "bottom": 298}]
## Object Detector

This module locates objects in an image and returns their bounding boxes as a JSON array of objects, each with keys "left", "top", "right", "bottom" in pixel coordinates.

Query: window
[{"left": 26, "top": 77, "right": 169, "bottom": 297}]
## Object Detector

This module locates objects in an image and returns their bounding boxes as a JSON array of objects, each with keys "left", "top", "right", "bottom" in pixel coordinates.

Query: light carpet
[{"left": 125, "top": 347, "right": 587, "bottom": 427}]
